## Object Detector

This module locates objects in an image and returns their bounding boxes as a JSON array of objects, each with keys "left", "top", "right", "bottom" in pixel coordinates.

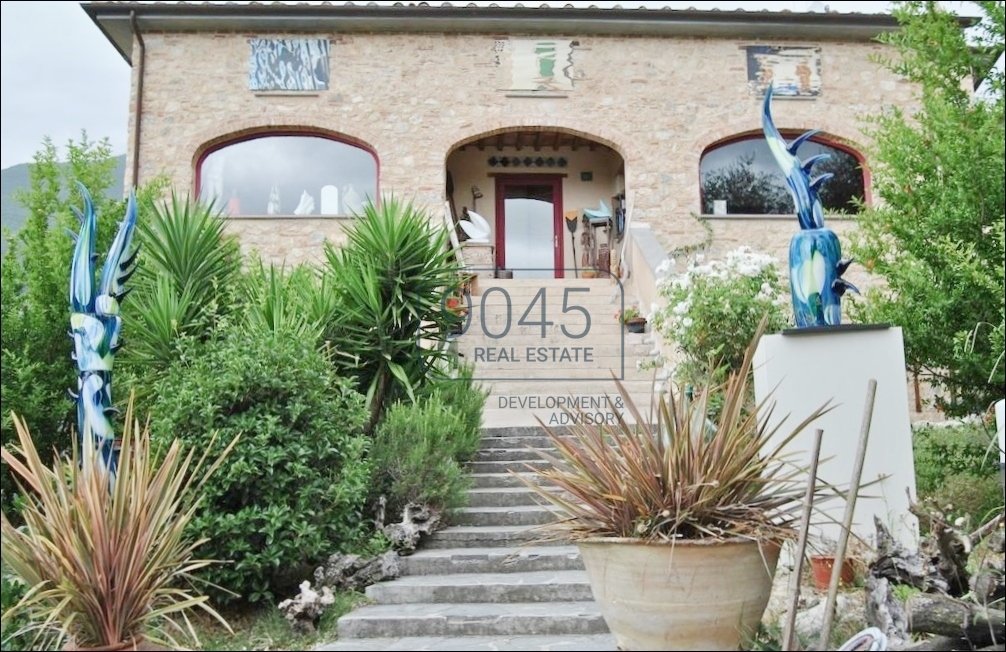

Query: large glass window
[
  {"left": 198, "top": 134, "right": 377, "bottom": 217},
  {"left": 700, "top": 135, "right": 865, "bottom": 216}
]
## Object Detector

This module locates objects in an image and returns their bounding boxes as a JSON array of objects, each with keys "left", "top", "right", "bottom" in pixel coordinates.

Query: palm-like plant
[
  {"left": 323, "top": 196, "right": 460, "bottom": 429},
  {"left": 0, "top": 399, "right": 236, "bottom": 650},
  {"left": 125, "top": 194, "right": 241, "bottom": 369}
]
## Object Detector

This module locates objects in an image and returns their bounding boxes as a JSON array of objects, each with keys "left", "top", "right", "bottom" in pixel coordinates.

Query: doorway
[{"left": 494, "top": 175, "right": 564, "bottom": 279}]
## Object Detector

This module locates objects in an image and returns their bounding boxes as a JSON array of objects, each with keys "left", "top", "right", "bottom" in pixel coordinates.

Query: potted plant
[
  {"left": 808, "top": 536, "right": 857, "bottom": 591},
  {"left": 618, "top": 306, "right": 648, "bottom": 333},
  {"left": 525, "top": 325, "right": 830, "bottom": 651},
  {"left": 0, "top": 400, "right": 236, "bottom": 651}
]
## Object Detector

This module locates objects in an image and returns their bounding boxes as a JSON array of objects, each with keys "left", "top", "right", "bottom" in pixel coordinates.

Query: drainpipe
[{"left": 129, "top": 10, "right": 145, "bottom": 188}]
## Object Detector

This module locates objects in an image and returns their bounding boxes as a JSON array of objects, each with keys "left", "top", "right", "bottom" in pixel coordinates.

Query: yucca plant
[
  {"left": 124, "top": 193, "right": 241, "bottom": 369},
  {"left": 241, "top": 260, "right": 326, "bottom": 341},
  {"left": 0, "top": 398, "right": 236, "bottom": 650},
  {"left": 527, "top": 321, "right": 831, "bottom": 542},
  {"left": 323, "top": 196, "right": 460, "bottom": 429}
]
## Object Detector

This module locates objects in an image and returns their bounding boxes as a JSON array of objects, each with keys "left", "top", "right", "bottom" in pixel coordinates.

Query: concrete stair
[
  {"left": 319, "top": 426, "right": 615, "bottom": 651},
  {"left": 451, "top": 277, "right": 660, "bottom": 428}
]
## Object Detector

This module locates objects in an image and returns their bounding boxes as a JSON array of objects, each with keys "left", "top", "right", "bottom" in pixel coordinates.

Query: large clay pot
[{"left": 578, "top": 537, "right": 780, "bottom": 651}]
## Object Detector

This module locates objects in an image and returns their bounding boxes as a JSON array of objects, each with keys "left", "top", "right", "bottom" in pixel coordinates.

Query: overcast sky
[{"left": 0, "top": 1, "right": 982, "bottom": 170}]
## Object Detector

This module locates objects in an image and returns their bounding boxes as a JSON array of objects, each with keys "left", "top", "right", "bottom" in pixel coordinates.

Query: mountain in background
[{"left": 1, "top": 154, "right": 127, "bottom": 254}]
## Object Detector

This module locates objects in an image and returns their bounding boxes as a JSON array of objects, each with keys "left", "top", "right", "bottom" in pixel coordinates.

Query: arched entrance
[{"left": 445, "top": 128, "right": 625, "bottom": 279}]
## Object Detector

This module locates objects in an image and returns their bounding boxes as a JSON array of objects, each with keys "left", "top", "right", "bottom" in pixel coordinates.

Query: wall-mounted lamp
[{"left": 471, "top": 185, "right": 483, "bottom": 211}]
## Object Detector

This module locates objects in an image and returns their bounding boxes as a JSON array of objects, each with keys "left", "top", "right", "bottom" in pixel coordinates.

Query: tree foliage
[
  {"left": 852, "top": 1, "right": 1005, "bottom": 415},
  {"left": 1, "top": 134, "right": 165, "bottom": 510}
]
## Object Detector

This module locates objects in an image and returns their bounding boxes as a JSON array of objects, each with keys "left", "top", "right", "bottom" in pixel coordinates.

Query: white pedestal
[
  {"left": 996, "top": 399, "right": 1004, "bottom": 471},
  {"left": 753, "top": 326, "right": 918, "bottom": 546}
]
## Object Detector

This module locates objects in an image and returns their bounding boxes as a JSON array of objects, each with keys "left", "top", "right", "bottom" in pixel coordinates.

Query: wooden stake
[
  {"left": 819, "top": 379, "right": 878, "bottom": 650},
  {"left": 782, "top": 427, "right": 825, "bottom": 651}
]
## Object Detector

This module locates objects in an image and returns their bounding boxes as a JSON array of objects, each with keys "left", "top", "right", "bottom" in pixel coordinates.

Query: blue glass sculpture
[
  {"left": 762, "top": 86, "right": 858, "bottom": 327},
  {"left": 69, "top": 184, "right": 138, "bottom": 472}
]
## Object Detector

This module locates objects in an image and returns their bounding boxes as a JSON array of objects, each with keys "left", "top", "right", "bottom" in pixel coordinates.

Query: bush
[
  {"left": 652, "top": 246, "right": 788, "bottom": 388},
  {"left": 912, "top": 422, "right": 998, "bottom": 493},
  {"left": 371, "top": 394, "right": 475, "bottom": 520},
  {"left": 1, "top": 136, "right": 165, "bottom": 513},
  {"left": 925, "top": 473, "right": 1004, "bottom": 529},
  {"left": 1, "top": 569, "right": 31, "bottom": 651},
  {"left": 418, "top": 363, "right": 487, "bottom": 464},
  {"left": 148, "top": 326, "right": 370, "bottom": 604}
]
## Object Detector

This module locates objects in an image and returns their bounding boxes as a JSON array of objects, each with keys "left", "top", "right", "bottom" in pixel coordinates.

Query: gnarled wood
[{"left": 906, "top": 593, "right": 1004, "bottom": 647}]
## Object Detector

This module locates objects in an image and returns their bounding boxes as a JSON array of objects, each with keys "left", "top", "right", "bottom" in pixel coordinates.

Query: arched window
[
  {"left": 700, "top": 135, "right": 865, "bottom": 216},
  {"left": 198, "top": 133, "right": 377, "bottom": 217}
]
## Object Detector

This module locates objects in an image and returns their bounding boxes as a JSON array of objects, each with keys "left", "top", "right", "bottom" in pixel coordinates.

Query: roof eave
[{"left": 80, "top": 3, "right": 969, "bottom": 66}]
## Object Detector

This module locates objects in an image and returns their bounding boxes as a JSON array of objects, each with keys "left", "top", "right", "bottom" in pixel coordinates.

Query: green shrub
[
  {"left": 652, "top": 246, "right": 789, "bottom": 390},
  {"left": 912, "top": 422, "right": 998, "bottom": 493},
  {"left": 925, "top": 473, "right": 1004, "bottom": 529},
  {"left": 419, "top": 363, "right": 487, "bottom": 464},
  {"left": 1, "top": 568, "right": 32, "bottom": 651},
  {"left": 371, "top": 395, "right": 473, "bottom": 519},
  {"left": 1, "top": 136, "right": 167, "bottom": 514},
  {"left": 149, "top": 326, "right": 370, "bottom": 604}
]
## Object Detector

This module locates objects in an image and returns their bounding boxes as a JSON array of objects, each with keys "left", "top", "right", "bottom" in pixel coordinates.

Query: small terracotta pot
[
  {"left": 64, "top": 637, "right": 164, "bottom": 651},
  {"left": 809, "top": 554, "right": 856, "bottom": 590}
]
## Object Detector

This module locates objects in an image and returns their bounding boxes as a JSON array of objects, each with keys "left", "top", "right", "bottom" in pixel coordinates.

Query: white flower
[{"left": 682, "top": 317, "right": 693, "bottom": 327}]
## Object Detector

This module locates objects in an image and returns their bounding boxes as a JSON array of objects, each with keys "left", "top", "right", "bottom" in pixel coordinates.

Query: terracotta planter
[
  {"left": 809, "top": 554, "right": 856, "bottom": 590},
  {"left": 64, "top": 636, "right": 166, "bottom": 651},
  {"left": 578, "top": 537, "right": 780, "bottom": 651}
]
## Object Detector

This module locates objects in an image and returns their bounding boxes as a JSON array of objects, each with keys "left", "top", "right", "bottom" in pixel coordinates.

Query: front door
[{"left": 495, "top": 175, "right": 564, "bottom": 279}]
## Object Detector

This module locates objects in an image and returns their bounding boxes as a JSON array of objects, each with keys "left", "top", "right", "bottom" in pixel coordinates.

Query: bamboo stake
[
  {"left": 782, "top": 427, "right": 825, "bottom": 651},
  {"left": 818, "top": 379, "right": 878, "bottom": 650}
]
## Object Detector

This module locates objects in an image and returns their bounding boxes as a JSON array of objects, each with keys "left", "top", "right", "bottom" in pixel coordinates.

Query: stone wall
[{"left": 127, "top": 30, "right": 915, "bottom": 265}]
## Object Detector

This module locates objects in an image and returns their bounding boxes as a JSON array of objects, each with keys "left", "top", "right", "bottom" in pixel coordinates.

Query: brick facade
[{"left": 123, "top": 28, "right": 914, "bottom": 266}]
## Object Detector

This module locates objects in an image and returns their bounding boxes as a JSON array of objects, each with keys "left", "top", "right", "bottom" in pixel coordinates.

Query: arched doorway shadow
[{"left": 445, "top": 128, "right": 626, "bottom": 279}]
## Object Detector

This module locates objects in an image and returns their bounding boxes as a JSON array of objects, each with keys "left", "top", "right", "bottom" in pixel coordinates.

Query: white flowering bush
[{"left": 653, "top": 246, "right": 789, "bottom": 387}]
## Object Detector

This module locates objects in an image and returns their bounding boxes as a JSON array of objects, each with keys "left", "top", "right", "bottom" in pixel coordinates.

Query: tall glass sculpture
[
  {"left": 762, "top": 86, "right": 858, "bottom": 327},
  {"left": 69, "top": 184, "right": 138, "bottom": 472}
]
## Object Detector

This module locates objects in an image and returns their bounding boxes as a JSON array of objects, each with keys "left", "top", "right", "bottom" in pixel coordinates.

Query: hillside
[{"left": 1, "top": 155, "right": 126, "bottom": 253}]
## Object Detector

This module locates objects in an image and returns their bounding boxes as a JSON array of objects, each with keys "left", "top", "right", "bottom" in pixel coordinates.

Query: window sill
[
  {"left": 252, "top": 91, "right": 322, "bottom": 97},
  {"left": 699, "top": 214, "right": 859, "bottom": 221},
  {"left": 502, "top": 90, "right": 569, "bottom": 99},
  {"left": 224, "top": 214, "right": 356, "bottom": 220}
]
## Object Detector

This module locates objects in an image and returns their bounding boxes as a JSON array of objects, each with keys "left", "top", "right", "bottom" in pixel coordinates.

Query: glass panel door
[{"left": 501, "top": 182, "right": 558, "bottom": 279}]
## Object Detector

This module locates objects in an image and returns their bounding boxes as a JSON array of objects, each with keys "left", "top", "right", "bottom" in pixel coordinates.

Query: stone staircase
[
  {"left": 318, "top": 278, "right": 657, "bottom": 650},
  {"left": 454, "top": 277, "right": 659, "bottom": 428},
  {"left": 319, "top": 426, "right": 616, "bottom": 651}
]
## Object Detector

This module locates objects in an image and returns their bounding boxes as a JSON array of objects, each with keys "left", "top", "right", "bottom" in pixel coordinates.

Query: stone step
[
  {"left": 464, "top": 487, "right": 554, "bottom": 508},
  {"left": 473, "top": 447, "right": 555, "bottom": 462},
  {"left": 335, "top": 601, "right": 607, "bottom": 638},
  {"left": 467, "top": 459, "right": 552, "bottom": 474},
  {"left": 365, "top": 570, "right": 593, "bottom": 604},
  {"left": 466, "top": 367, "right": 654, "bottom": 381},
  {"left": 424, "top": 525, "right": 549, "bottom": 549},
  {"left": 399, "top": 545, "right": 583, "bottom": 576},
  {"left": 482, "top": 380, "right": 654, "bottom": 395},
  {"left": 479, "top": 436, "right": 557, "bottom": 450},
  {"left": 479, "top": 406, "right": 652, "bottom": 429},
  {"left": 451, "top": 505, "right": 559, "bottom": 527},
  {"left": 470, "top": 472, "right": 541, "bottom": 489},
  {"left": 315, "top": 633, "right": 617, "bottom": 651}
]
